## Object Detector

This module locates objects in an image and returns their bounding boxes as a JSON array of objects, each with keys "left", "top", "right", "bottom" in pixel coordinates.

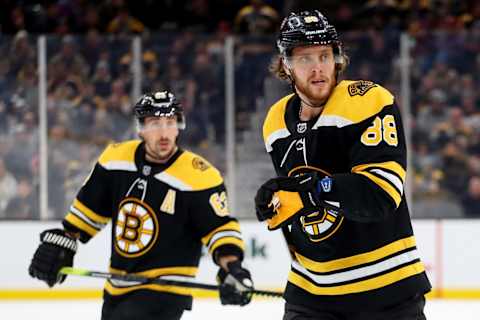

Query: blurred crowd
[
  {"left": 409, "top": 23, "right": 480, "bottom": 218},
  {"left": 1, "top": 1, "right": 480, "bottom": 35},
  {"left": 0, "top": 0, "right": 480, "bottom": 219}
]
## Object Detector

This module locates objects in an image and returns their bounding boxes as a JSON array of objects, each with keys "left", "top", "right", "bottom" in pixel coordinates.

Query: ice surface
[{"left": 0, "top": 299, "right": 478, "bottom": 319}]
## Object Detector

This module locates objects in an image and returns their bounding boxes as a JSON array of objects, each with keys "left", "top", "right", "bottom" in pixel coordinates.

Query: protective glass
[{"left": 139, "top": 118, "right": 179, "bottom": 131}]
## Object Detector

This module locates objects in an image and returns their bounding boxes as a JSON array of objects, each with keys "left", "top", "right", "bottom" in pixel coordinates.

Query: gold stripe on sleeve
[
  {"left": 201, "top": 221, "right": 241, "bottom": 246},
  {"left": 208, "top": 237, "right": 245, "bottom": 255},
  {"left": 64, "top": 213, "right": 99, "bottom": 236},
  {"left": 352, "top": 161, "right": 406, "bottom": 182},
  {"left": 356, "top": 171, "right": 402, "bottom": 207},
  {"left": 73, "top": 199, "right": 110, "bottom": 224}
]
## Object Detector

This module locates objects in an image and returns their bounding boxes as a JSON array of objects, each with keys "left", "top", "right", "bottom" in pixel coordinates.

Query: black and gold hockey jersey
[
  {"left": 262, "top": 80, "right": 431, "bottom": 311},
  {"left": 62, "top": 140, "right": 245, "bottom": 310}
]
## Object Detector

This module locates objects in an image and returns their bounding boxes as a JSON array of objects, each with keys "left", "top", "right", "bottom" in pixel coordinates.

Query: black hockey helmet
[
  {"left": 277, "top": 10, "right": 344, "bottom": 65},
  {"left": 134, "top": 90, "right": 185, "bottom": 130}
]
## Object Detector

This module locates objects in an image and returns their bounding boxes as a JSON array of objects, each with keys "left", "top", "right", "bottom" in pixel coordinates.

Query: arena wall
[{"left": 1, "top": 220, "right": 479, "bottom": 299}]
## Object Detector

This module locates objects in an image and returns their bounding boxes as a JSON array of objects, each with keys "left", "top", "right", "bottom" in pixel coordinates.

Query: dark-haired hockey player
[
  {"left": 255, "top": 9, "right": 431, "bottom": 320},
  {"left": 29, "top": 90, "right": 253, "bottom": 319}
]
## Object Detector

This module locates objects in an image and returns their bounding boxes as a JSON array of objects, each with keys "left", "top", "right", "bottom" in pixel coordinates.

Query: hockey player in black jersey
[
  {"left": 29, "top": 90, "right": 253, "bottom": 319},
  {"left": 254, "top": 9, "right": 431, "bottom": 320}
]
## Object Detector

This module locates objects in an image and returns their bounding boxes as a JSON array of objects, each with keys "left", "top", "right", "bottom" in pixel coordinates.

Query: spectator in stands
[
  {"left": 162, "top": 59, "right": 195, "bottom": 113},
  {"left": 63, "top": 143, "right": 100, "bottom": 205},
  {"left": 0, "top": 60, "right": 12, "bottom": 94},
  {"left": 109, "top": 79, "right": 130, "bottom": 115},
  {"left": 48, "top": 124, "right": 77, "bottom": 218},
  {"left": 49, "top": 36, "right": 89, "bottom": 79},
  {"left": 440, "top": 141, "right": 470, "bottom": 196},
  {"left": 234, "top": 0, "right": 279, "bottom": 35},
  {"left": 233, "top": 0, "right": 278, "bottom": 116},
  {"left": 104, "top": 82, "right": 132, "bottom": 141},
  {"left": 3, "top": 123, "right": 37, "bottom": 181},
  {"left": 90, "top": 108, "right": 116, "bottom": 145},
  {"left": 168, "top": 32, "right": 196, "bottom": 70},
  {"left": 416, "top": 89, "right": 450, "bottom": 139},
  {"left": 461, "top": 176, "right": 480, "bottom": 216},
  {"left": 0, "top": 158, "right": 18, "bottom": 218},
  {"left": 5, "top": 176, "right": 38, "bottom": 219},
  {"left": 92, "top": 61, "right": 112, "bottom": 98},
  {"left": 8, "top": 30, "right": 35, "bottom": 78},
  {"left": 117, "top": 54, "right": 133, "bottom": 92},
  {"left": 183, "top": 0, "right": 212, "bottom": 32},
  {"left": 106, "top": 6, "right": 145, "bottom": 35},
  {"left": 81, "top": 29, "right": 104, "bottom": 75},
  {"left": 142, "top": 50, "right": 160, "bottom": 92},
  {"left": 430, "top": 107, "right": 473, "bottom": 150},
  {"left": 0, "top": 100, "right": 8, "bottom": 134},
  {"left": 83, "top": 4, "right": 101, "bottom": 32},
  {"left": 362, "top": 0, "right": 401, "bottom": 31},
  {"left": 50, "top": 80, "right": 81, "bottom": 113},
  {"left": 467, "top": 156, "right": 480, "bottom": 177},
  {"left": 48, "top": 59, "right": 69, "bottom": 93},
  {"left": 69, "top": 101, "right": 96, "bottom": 141},
  {"left": 460, "top": 93, "right": 480, "bottom": 125},
  {"left": 16, "top": 61, "right": 38, "bottom": 111},
  {"left": 7, "top": 7, "right": 26, "bottom": 34},
  {"left": 189, "top": 51, "right": 217, "bottom": 146},
  {"left": 413, "top": 140, "right": 442, "bottom": 181}
]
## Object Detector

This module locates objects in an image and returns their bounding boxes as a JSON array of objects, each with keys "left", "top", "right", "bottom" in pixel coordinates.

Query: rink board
[{"left": 1, "top": 220, "right": 479, "bottom": 299}]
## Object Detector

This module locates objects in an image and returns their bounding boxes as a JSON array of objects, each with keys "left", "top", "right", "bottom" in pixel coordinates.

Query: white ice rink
[{"left": 1, "top": 299, "right": 479, "bottom": 319}]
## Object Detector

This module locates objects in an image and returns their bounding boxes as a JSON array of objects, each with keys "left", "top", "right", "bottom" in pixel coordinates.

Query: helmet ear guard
[{"left": 333, "top": 44, "right": 348, "bottom": 75}]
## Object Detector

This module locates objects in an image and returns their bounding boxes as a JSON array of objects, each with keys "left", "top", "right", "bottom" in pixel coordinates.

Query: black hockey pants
[{"left": 283, "top": 294, "right": 427, "bottom": 320}]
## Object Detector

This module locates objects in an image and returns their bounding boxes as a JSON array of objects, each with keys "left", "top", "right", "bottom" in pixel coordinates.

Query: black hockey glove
[
  {"left": 29, "top": 228, "right": 78, "bottom": 287},
  {"left": 255, "top": 172, "right": 322, "bottom": 221},
  {"left": 254, "top": 173, "right": 334, "bottom": 230},
  {"left": 216, "top": 261, "right": 253, "bottom": 306}
]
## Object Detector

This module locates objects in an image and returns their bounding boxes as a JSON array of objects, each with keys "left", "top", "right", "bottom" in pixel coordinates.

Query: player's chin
[
  {"left": 308, "top": 91, "right": 329, "bottom": 105},
  {"left": 160, "top": 144, "right": 176, "bottom": 156},
  {"left": 312, "top": 86, "right": 333, "bottom": 100},
  {"left": 157, "top": 147, "right": 172, "bottom": 157}
]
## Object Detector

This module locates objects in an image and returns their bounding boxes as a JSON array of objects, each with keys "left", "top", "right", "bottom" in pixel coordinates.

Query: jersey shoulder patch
[
  {"left": 315, "top": 80, "right": 394, "bottom": 128},
  {"left": 263, "top": 94, "right": 294, "bottom": 152},
  {"left": 347, "top": 80, "right": 377, "bottom": 96},
  {"left": 98, "top": 140, "right": 141, "bottom": 171},
  {"left": 155, "top": 150, "right": 223, "bottom": 191}
]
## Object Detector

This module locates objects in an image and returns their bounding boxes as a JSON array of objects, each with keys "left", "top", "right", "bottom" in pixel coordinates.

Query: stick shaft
[{"left": 59, "top": 267, "right": 283, "bottom": 298}]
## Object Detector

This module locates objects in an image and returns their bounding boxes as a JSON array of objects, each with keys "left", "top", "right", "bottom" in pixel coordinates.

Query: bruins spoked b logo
[
  {"left": 115, "top": 198, "right": 159, "bottom": 257},
  {"left": 300, "top": 208, "right": 343, "bottom": 242}
]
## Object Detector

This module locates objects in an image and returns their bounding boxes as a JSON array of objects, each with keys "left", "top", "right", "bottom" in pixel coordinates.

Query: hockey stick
[{"left": 59, "top": 267, "right": 283, "bottom": 298}]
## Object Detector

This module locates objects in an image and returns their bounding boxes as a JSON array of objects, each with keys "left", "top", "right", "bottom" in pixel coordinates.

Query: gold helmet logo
[{"left": 304, "top": 16, "right": 319, "bottom": 23}]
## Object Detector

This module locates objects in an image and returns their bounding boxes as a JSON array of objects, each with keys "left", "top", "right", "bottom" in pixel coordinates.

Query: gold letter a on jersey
[{"left": 160, "top": 189, "right": 176, "bottom": 215}]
